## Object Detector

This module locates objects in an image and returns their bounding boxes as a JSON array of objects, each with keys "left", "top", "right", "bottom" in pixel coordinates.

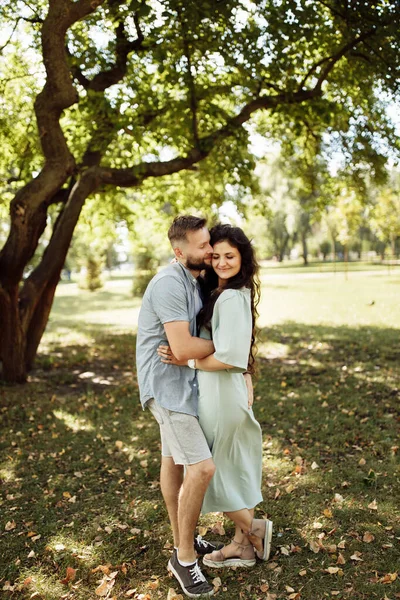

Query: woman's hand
[
  {"left": 157, "top": 345, "right": 187, "bottom": 366},
  {"left": 243, "top": 372, "right": 254, "bottom": 409}
]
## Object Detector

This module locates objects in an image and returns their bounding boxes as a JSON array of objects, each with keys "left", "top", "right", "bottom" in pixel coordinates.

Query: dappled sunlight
[
  {"left": 0, "top": 461, "right": 17, "bottom": 482},
  {"left": 53, "top": 409, "right": 95, "bottom": 433}
]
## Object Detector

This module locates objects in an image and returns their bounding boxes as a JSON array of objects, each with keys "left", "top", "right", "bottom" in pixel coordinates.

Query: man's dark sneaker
[
  {"left": 194, "top": 535, "right": 224, "bottom": 556},
  {"left": 168, "top": 550, "right": 214, "bottom": 598}
]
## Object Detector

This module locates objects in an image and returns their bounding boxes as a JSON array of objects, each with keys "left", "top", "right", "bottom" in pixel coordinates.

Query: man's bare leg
[
  {"left": 177, "top": 458, "right": 215, "bottom": 563},
  {"left": 160, "top": 456, "right": 184, "bottom": 548}
]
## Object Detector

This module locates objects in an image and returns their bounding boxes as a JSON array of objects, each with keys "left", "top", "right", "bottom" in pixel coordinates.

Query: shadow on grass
[{"left": 0, "top": 321, "right": 399, "bottom": 599}]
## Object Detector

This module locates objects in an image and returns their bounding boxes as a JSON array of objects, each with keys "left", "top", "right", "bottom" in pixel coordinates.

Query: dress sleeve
[
  {"left": 151, "top": 277, "right": 189, "bottom": 324},
  {"left": 212, "top": 290, "right": 252, "bottom": 370}
]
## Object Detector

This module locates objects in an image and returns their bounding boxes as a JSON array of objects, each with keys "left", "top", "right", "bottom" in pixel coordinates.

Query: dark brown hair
[
  {"left": 198, "top": 223, "right": 260, "bottom": 374},
  {"left": 168, "top": 215, "right": 207, "bottom": 247}
]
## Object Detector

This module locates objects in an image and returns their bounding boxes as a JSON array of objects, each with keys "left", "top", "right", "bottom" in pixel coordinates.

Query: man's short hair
[{"left": 168, "top": 215, "right": 207, "bottom": 247}]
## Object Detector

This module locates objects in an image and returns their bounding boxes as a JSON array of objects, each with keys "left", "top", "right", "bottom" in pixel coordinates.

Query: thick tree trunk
[
  {"left": 0, "top": 172, "right": 99, "bottom": 383},
  {"left": 0, "top": 287, "right": 27, "bottom": 383}
]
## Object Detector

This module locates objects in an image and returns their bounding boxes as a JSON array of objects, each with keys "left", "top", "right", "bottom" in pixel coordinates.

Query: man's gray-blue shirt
[{"left": 136, "top": 262, "right": 203, "bottom": 416}]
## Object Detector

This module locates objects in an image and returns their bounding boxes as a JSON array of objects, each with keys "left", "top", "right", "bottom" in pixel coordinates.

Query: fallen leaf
[
  {"left": 260, "top": 582, "right": 269, "bottom": 591},
  {"left": 115, "top": 441, "right": 123, "bottom": 450},
  {"left": 280, "top": 546, "right": 290, "bottom": 555},
  {"left": 334, "top": 493, "right": 344, "bottom": 504},
  {"left": 198, "top": 526, "right": 208, "bottom": 536},
  {"left": 323, "top": 509, "right": 333, "bottom": 518},
  {"left": 380, "top": 573, "right": 397, "bottom": 584},
  {"left": 286, "top": 586, "right": 295, "bottom": 592},
  {"left": 140, "top": 460, "right": 148, "bottom": 468},
  {"left": 147, "top": 579, "right": 159, "bottom": 590},
  {"left": 5, "top": 521, "right": 16, "bottom": 531},
  {"left": 363, "top": 532, "right": 375, "bottom": 543},
  {"left": 350, "top": 551, "right": 363, "bottom": 561},
  {"left": 125, "top": 590, "right": 136, "bottom": 597},
  {"left": 325, "top": 567, "right": 340, "bottom": 574},
  {"left": 288, "top": 594, "right": 301, "bottom": 600},
  {"left": 313, "top": 522, "right": 323, "bottom": 529},
  {"left": 95, "top": 578, "right": 115, "bottom": 596},
  {"left": 27, "top": 550, "right": 35, "bottom": 558},
  {"left": 211, "top": 521, "right": 225, "bottom": 536},
  {"left": 309, "top": 540, "right": 321, "bottom": 553},
  {"left": 212, "top": 577, "right": 222, "bottom": 589},
  {"left": 61, "top": 567, "right": 76, "bottom": 585},
  {"left": 311, "top": 461, "right": 319, "bottom": 470},
  {"left": 23, "top": 577, "right": 33, "bottom": 586},
  {"left": 63, "top": 492, "right": 71, "bottom": 499},
  {"left": 167, "top": 588, "right": 184, "bottom": 600},
  {"left": 91, "top": 565, "right": 111, "bottom": 575},
  {"left": 358, "top": 457, "right": 366, "bottom": 466},
  {"left": 368, "top": 499, "right": 378, "bottom": 510},
  {"left": 337, "top": 553, "right": 346, "bottom": 564},
  {"left": 337, "top": 540, "right": 346, "bottom": 549},
  {"left": 299, "top": 569, "right": 307, "bottom": 576},
  {"left": 54, "top": 543, "right": 66, "bottom": 551}
]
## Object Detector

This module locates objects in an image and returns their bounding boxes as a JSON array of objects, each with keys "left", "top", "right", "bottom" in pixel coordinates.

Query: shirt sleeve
[
  {"left": 151, "top": 276, "right": 190, "bottom": 324},
  {"left": 212, "top": 290, "right": 252, "bottom": 370}
]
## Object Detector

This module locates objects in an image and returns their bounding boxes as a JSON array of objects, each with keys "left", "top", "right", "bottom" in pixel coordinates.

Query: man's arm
[{"left": 164, "top": 321, "right": 214, "bottom": 361}]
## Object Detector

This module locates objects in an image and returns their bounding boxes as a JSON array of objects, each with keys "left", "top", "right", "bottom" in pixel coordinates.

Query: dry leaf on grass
[
  {"left": 363, "top": 531, "right": 375, "bottom": 543},
  {"left": 350, "top": 551, "right": 363, "bottom": 561},
  {"left": 167, "top": 588, "right": 184, "bottom": 600},
  {"left": 60, "top": 567, "right": 76, "bottom": 585},
  {"left": 212, "top": 577, "right": 222, "bottom": 589},
  {"left": 337, "top": 553, "right": 346, "bottom": 565},
  {"left": 211, "top": 521, "right": 225, "bottom": 536},
  {"left": 380, "top": 573, "right": 397, "bottom": 584},
  {"left": 5, "top": 521, "right": 16, "bottom": 531},
  {"left": 368, "top": 499, "right": 378, "bottom": 510},
  {"left": 325, "top": 567, "right": 340, "bottom": 574},
  {"left": 309, "top": 540, "right": 321, "bottom": 554},
  {"left": 198, "top": 526, "right": 208, "bottom": 536}
]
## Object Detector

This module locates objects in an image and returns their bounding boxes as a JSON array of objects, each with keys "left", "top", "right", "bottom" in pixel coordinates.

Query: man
[{"left": 136, "top": 215, "right": 220, "bottom": 598}]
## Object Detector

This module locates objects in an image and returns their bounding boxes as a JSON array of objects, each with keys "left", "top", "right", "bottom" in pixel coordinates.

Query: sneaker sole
[
  {"left": 168, "top": 560, "right": 214, "bottom": 598},
  {"left": 203, "top": 556, "right": 256, "bottom": 569}
]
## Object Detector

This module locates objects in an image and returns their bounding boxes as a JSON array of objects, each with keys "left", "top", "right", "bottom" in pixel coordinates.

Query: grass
[{"left": 0, "top": 268, "right": 399, "bottom": 600}]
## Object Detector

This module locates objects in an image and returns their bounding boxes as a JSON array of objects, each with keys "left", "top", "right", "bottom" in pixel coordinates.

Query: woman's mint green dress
[{"left": 198, "top": 288, "right": 263, "bottom": 514}]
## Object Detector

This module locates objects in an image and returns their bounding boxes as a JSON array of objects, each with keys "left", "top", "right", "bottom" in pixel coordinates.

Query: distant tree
[{"left": 370, "top": 184, "right": 400, "bottom": 258}]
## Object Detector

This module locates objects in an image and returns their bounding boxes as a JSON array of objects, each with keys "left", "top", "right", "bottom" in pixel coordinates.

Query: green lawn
[{"left": 0, "top": 269, "right": 399, "bottom": 600}]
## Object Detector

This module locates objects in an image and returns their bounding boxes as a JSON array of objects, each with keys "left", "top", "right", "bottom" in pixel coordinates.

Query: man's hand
[
  {"left": 158, "top": 344, "right": 187, "bottom": 366},
  {"left": 243, "top": 372, "right": 254, "bottom": 409}
]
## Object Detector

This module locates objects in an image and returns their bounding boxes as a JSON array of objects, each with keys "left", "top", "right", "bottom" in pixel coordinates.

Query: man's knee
[{"left": 187, "top": 458, "right": 215, "bottom": 482}]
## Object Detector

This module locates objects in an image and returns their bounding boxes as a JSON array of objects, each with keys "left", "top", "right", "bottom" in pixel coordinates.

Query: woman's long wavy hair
[{"left": 197, "top": 224, "right": 261, "bottom": 374}]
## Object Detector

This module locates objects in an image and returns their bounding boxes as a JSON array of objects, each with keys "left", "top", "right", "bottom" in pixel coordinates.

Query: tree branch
[
  {"left": 69, "top": 13, "right": 146, "bottom": 92},
  {"left": 315, "top": 28, "right": 377, "bottom": 92},
  {"left": 177, "top": 7, "right": 199, "bottom": 147},
  {"left": 298, "top": 27, "right": 377, "bottom": 93},
  {"left": 97, "top": 86, "right": 323, "bottom": 188}
]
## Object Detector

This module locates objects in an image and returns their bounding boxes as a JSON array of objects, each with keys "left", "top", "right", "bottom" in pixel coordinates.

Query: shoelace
[
  {"left": 189, "top": 562, "right": 206, "bottom": 584},
  {"left": 195, "top": 535, "right": 208, "bottom": 549}
]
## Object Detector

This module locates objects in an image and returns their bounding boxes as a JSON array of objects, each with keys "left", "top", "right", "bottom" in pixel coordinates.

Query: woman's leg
[{"left": 203, "top": 508, "right": 256, "bottom": 567}]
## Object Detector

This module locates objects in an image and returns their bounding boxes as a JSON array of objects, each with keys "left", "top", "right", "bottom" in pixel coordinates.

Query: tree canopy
[{"left": 0, "top": 0, "right": 399, "bottom": 382}]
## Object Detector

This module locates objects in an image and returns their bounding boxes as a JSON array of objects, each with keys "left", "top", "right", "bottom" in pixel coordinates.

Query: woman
[{"left": 159, "top": 224, "right": 272, "bottom": 568}]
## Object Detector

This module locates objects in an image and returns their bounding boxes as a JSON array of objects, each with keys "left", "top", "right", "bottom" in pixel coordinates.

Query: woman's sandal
[
  {"left": 248, "top": 518, "right": 273, "bottom": 561},
  {"left": 203, "top": 539, "right": 256, "bottom": 568}
]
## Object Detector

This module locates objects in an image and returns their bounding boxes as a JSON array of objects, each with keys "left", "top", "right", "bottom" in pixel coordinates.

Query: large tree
[{"left": 0, "top": 0, "right": 399, "bottom": 382}]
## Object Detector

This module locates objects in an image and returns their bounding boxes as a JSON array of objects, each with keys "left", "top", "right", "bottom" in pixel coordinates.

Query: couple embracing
[{"left": 136, "top": 216, "right": 272, "bottom": 598}]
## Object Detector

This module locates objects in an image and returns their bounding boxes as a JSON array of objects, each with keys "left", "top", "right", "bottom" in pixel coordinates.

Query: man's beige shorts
[{"left": 148, "top": 399, "right": 212, "bottom": 466}]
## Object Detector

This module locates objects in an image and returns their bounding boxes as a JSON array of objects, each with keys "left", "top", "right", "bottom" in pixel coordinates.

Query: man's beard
[{"left": 185, "top": 256, "right": 212, "bottom": 271}]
